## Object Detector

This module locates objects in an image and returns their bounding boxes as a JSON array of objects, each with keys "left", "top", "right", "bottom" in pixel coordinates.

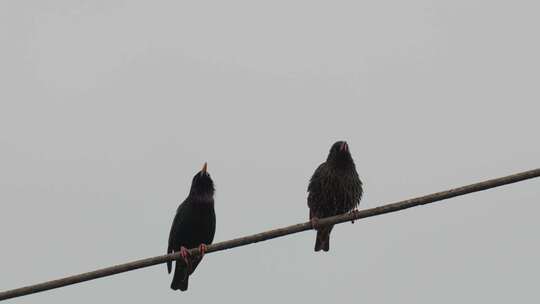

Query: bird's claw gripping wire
[
  {"left": 179, "top": 246, "right": 192, "bottom": 271},
  {"left": 350, "top": 208, "right": 359, "bottom": 224},
  {"left": 179, "top": 247, "right": 190, "bottom": 261},
  {"left": 198, "top": 244, "right": 208, "bottom": 258},
  {"left": 310, "top": 217, "right": 321, "bottom": 230}
]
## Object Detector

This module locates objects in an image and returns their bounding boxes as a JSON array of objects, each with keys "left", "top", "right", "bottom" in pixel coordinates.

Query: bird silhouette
[
  {"left": 167, "top": 163, "right": 216, "bottom": 291},
  {"left": 307, "top": 141, "right": 363, "bottom": 251}
]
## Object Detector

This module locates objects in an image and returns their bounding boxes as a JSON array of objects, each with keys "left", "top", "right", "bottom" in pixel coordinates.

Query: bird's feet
[
  {"left": 179, "top": 246, "right": 193, "bottom": 272},
  {"left": 198, "top": 244, "right": 208, "bottom": 258},
  {"left": 350, "top": 208, "right": 359, "bottom": 224},
  {"left": 179, "top": 246, "right": 191, "bottom": 264},
  {"left": 310, "top": 217, "right": 320, "bottom": 230}
]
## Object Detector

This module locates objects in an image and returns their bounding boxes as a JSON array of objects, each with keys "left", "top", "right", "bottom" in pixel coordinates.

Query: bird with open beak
[
  {"left": 167, "top": 162, "right": 216, "bottom": 291},
  {"left": 307, "top": 141, "right": 363, "bottom": 251}
]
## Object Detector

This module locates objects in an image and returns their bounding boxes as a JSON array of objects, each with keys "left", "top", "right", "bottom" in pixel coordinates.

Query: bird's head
[
  {"left": 189, "top": 162, "right": 215, "bottom": 197},
  {"left": 327, "top": 141, "right": 354, "bottom": 166}
]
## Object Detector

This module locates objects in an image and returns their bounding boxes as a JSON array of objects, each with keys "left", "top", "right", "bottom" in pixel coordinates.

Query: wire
[{"left": 1, "top": 168, "right": 539, "bottom": 301}]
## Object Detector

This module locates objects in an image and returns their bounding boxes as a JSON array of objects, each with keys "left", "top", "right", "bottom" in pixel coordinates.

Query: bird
[
  {"left": 167, "top": 162, "right": 216, "bottom": 291},
  {"left": 307, "top": 141, "right": 363, "bottom": 252}
]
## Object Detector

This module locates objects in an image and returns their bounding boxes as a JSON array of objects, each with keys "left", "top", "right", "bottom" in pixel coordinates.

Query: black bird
[
  {"left": 167, "top": 162, "right": 216, "bottom": 291},
  {"left": 307, "top": 141, "right": 363, "bottom": 252}
]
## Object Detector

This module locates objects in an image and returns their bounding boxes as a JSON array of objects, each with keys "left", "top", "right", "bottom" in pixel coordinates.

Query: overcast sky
[{"left": 1, "top": 1, "right": 539, "bottom": 303}]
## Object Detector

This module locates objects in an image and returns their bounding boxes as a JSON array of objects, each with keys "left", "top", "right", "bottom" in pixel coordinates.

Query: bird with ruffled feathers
[{"left": 307, "top": 141, "right": 363, "bottom": 252}]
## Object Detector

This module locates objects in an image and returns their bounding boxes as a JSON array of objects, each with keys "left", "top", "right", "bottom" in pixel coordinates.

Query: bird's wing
[
  {"left": 167, "top": 200, "right": 190, "bottom": 273},
  {"left": 307, "top": 163, "right": 326, "bottom": 208},
  {"left": 308, "top": 163, "right": 326, "bottom": 190},
  {"left": 208, "top": 207, "right": 216, "bottom": 244}
]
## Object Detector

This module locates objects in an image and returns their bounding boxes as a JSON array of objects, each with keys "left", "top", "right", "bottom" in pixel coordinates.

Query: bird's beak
[
  {"left": 202, "top": 162, "right": 208, "bottom": 174},
  {"left": 340, "top": 142, "right": 348, "bottom": 152}
]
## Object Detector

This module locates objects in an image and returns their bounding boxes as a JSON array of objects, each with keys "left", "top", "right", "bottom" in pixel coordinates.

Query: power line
[{"left": 1, "top": 168, "right": 539, "bottom": 301}]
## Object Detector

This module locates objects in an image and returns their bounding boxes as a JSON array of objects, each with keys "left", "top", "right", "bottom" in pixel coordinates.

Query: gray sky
[{"left": 1, "top": 1, "right": 539, "bottom": 303}]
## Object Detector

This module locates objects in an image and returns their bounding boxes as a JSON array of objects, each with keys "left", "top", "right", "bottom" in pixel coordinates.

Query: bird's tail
[
  {"left": 314, "top": 225, "right": 333, "bottom": 252},
  {"left": 170, "top": 261, "right": 189, "bottom": 291}
]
